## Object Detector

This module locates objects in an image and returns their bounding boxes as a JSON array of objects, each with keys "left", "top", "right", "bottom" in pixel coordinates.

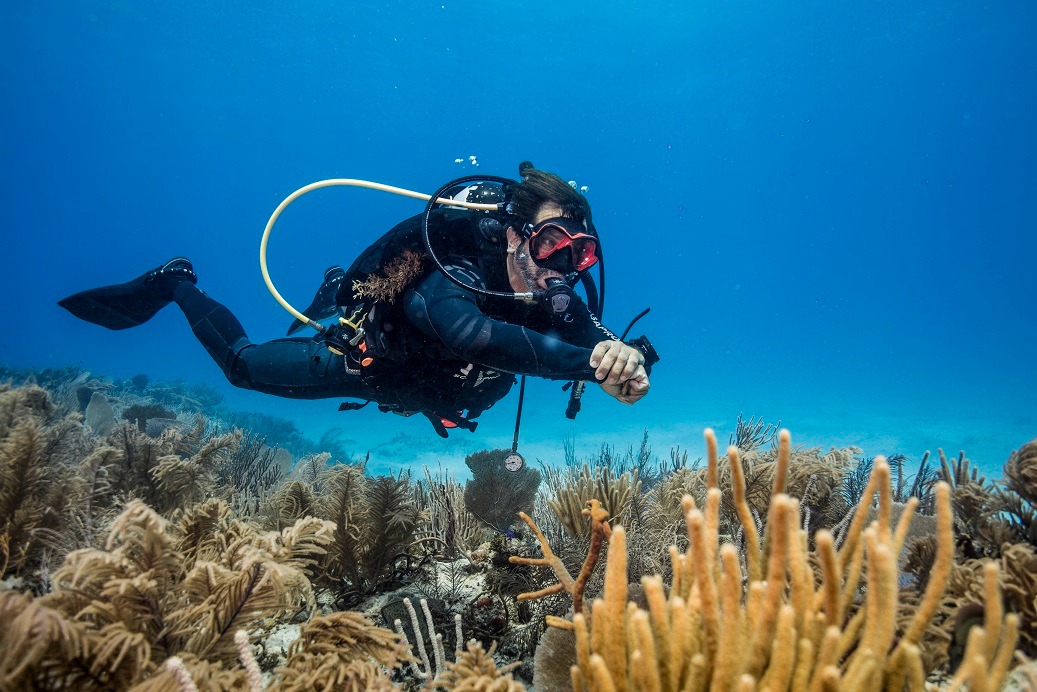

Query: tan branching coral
[
  {"left": 891, "top": 436, "right": 1037, "bottom": 668},
  {"left": 545, "top": 465, "right": 640, "bottom": 539},
  {"left": 0, "top": 387, "right": 104, "bottom": 579},
  {"left": 415, "top": 465, "right": 484, "bottom": 558},
  {"left": 938, "top": 541, "right": 1037, "bottom": 664},
  {"left": 0, "top": 589, "right": 93, "bottom": 687},
  {"left": 0, "top": 384, "right": 54, "bottom": 436},
  {"left": 270, "top": 611, "right": 409, "bottom": 691},
  {"left": 558, "top": 429, "right": 1021, "bottom": 692},
  {"left": 0, "top": 500, "right": 329, "bottom": 689},
  {"left": 323, "top": 465, "right": 422, "bottom": 601},
  {"left": 509, "top": 499, "right": 613, "bottom": 617},
  {"left": 0, "top": 418, "right": 62, "bottom": 576},
  {"left": 1004, "top": 438, "right": 1037, "bottom": 506},
  {"left": 993, "top": 437, "right": 1037, "bottom": 547},
  {"left": 431, "top": 641, "right": 526, "bottom": 691},
  {"left": 260, "top": 477, "right": 324, "bottom": 532},
  {"left": 629, "top": 429, "right": 859, "bottom": 583},
  {"left": 352, "top": 249, "right": 427, "bottom": 304},
  {"left": 151, "top": 429, "right": 243, "bottom": 508}
]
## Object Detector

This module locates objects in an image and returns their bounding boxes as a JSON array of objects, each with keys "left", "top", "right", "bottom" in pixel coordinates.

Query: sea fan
[{"left": 463, "top": 449, "right": 541, "bottom": 534}]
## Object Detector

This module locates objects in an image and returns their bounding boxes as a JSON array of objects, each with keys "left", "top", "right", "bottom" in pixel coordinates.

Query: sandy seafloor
[{"left": 207, "top": 368, "right": 1030, "bottom": 481}]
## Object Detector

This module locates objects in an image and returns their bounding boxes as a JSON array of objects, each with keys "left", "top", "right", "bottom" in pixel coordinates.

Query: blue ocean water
[{"left": 2, "top": 1, "right": 1034, "bottom": 478}]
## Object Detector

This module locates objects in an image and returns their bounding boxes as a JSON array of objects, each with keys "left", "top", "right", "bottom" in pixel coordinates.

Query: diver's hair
[{"left": 507, "top": 161, "right": 592, "bottom": 233}]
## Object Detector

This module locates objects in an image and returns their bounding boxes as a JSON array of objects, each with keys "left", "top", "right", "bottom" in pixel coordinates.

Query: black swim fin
[
  {"left": 58, "top": 258, "right": 197, "bottom": 330},
  {"left": 286, "top": 265, "right": 346, "bottom": 335}
]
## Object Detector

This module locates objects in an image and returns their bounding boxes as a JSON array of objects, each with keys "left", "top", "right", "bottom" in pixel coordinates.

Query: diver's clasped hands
[{"left": 590, "top": 340, "right": 650, "bottom": 405}]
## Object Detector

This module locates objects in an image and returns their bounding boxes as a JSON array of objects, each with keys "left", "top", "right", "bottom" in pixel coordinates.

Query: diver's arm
[
  {"left": 403, "top": 269, "right": 599, "bottom": 381},
  {"left": 541, "top": 292, "right": 651, "bottom": 390},
  {"left": 545, "top": 293, "right": 620, "bottom": 348}
]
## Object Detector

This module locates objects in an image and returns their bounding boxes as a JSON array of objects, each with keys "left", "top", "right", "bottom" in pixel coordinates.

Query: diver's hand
[
  {"left": 590, "top": 340, "right": 645, "bottom": 386},
  {"left": 600, "top": 369, "right": 650, "bottom": 404}
]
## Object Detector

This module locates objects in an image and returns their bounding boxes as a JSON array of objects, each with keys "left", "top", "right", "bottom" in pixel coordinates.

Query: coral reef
[
  {"left": 270, "top": 611, "right": 409, "bottom": 691},
  {"left": 543, "top": 465, "right": 640, "bottom": 539},
  {"left": 2, "top": 368, "right": 1037, "bottom": 690},
  {"left": 415, "top": 465, "right": 484, "bottom": 559},
  {"left": 322, "top": 465, "right": 423, "bottom": 605},
  {"left": 0, "top": 499, "right": 329, "bottom": 689},
  {"left": 431, "top": 642, "right": 524, "bottom": 691},
  {"left": 516, "top": 430, "right": 1021, "bottom": 691},
  {"left": 122, "top": 403, "right": 177, "bottom": 432}
]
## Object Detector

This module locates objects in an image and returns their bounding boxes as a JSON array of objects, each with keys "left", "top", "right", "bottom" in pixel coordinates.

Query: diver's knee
[{"left": 224, "top": 341, "right": 256, "bottom": 389}]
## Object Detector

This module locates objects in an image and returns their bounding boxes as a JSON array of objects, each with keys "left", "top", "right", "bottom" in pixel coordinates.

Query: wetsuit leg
[{"left": 172, "top": 283, "right": 368, "bottom": 400}]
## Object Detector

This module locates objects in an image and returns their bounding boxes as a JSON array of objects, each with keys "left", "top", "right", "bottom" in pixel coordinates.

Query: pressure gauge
[{"left": 503, "top": 451, "right": 525, "bottom": 473}]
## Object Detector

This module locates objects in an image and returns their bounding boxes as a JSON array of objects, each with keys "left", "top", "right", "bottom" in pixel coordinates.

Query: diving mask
[{"left": 524, "top": 217, "right": 600, "bottom": 273}]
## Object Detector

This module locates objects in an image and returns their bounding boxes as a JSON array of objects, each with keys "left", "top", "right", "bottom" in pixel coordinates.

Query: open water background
[{"left": 2, "top": 0, "right": 1034, "bottom": 477}]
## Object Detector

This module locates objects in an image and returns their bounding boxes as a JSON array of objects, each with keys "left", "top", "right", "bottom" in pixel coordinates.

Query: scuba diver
[{"left": 59, "top": 162, "right": 657, "bottom": 437}]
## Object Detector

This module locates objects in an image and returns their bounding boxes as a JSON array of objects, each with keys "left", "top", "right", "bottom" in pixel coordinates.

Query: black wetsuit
[{"left": 172, "top": 212, "right": 618, "bottom": 428}]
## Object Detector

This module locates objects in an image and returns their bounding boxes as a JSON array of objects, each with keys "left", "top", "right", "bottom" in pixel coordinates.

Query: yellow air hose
[{"left": 259, "top": 178, "right": 498, "bottom": 331}]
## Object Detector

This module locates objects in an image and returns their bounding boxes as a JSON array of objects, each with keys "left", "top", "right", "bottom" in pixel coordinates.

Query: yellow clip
[{"left": 341, "top": 306, "right": 366, "bottom": 332}]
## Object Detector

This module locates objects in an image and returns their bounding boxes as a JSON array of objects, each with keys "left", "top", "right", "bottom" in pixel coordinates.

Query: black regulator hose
[
  {"left": 620, "top": 308, "right": 651, "bottom": 341},
  {"left": 420, "top": 174, "right": 607, "bottom": 318},
  {"left": 420, "top": 174, "right": 611, "bottom": 422},
  {"left": 421, "top": 174, "right": 525, "bottom": 301}
]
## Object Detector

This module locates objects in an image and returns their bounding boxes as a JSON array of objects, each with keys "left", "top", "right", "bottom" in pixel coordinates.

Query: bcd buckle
[{"left": 325, "top": 305, "right": 370, "bottom": 361}]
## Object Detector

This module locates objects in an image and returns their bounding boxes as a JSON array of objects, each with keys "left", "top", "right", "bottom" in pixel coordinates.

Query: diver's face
[{"left": 506, "top": 204, "right": 568, "bottom": 293}]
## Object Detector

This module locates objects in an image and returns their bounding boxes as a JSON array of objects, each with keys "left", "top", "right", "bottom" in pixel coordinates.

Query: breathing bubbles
[
  {"left": 454, "top": 155, "right": 479, "bottom": 167},
  {"left": 567, "top": 180, "right": 590, "bottom": 195}
]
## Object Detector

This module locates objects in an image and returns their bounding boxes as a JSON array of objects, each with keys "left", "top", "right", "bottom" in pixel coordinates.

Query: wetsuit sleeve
[
  {"left": 545, "top": 295, "right": 621, "bottom": 348},
  {"left": 402, "top": 266, "right": 599, "bottom": 381}
]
